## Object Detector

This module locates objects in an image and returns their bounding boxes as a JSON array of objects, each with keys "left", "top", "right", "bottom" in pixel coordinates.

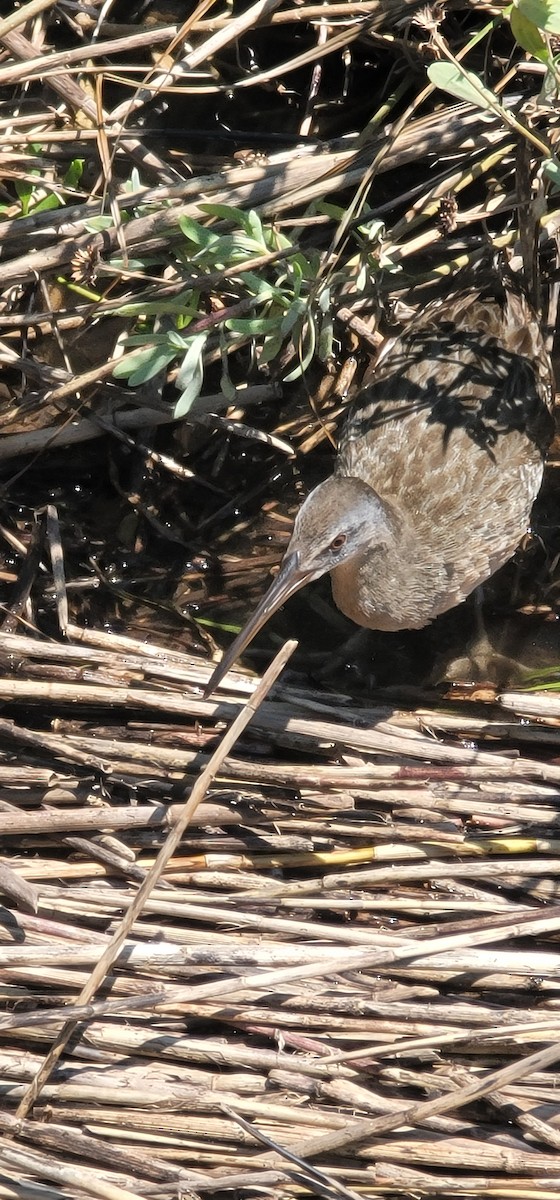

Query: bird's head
[{"left": 204, "top": 476, "right": 394, "bottom": 697}]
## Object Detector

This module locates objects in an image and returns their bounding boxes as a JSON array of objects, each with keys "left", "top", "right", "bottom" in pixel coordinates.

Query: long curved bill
[{"left": 203, "top": 550, "right": 311, "bottom": 698}]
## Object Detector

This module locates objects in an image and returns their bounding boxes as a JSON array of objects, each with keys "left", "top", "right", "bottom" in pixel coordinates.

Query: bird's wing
[{"left": 337, "top": 305, "right": 550, "bottom": 603}]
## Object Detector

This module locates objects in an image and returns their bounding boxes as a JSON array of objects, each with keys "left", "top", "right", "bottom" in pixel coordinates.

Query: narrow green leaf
[
  {"left": 313, "top": 200, "right": 345, "bottom": 221},
  {"left": 123, "top": 333, "right": 172, "bottom": 347},
  {"left": 113, "top": 345, "right": 176, "bottom": 385},
  {"left": 247, "top": 209, "right": 265, "bottom": 247},
  {"left": 218, "top": 327, "right": 237, "bottom": 404},
  {"left": 115, "top": 298, "right": 199, "bottom": 318},
  {"left": 225, "top": 317, "right": 279, "bottom": 335},
  {"left": 220, "top": 368, "right": 237, "bottom": 404},
  {"left": 199, "top": 201, "right": 254, "bottom": 237},
  {"left": 175, "top": 332, "right": 208, "bottom": 392},
  {"left": 15, "top": 178, "right": 34, "bottom": 216},
  {"left": 287, "top": 251, "right": 317, "bottom": 280},
  {"left": 283, "top": 320, "right": 316, "bottom": 381},
  {"left": 228, "top": 234, "right": 263, "bottom": 259},
  {"left": 238, "top": 273, "right": 288, "bottom": 303},
  {"left": 107, "top": 259, "right": 146, "bottom": 275},
  {"left": 84, "top": 215, "right": 114, "bottom": 232},
  {"left": 59, "top": 279, "right": 102, "bottom": 302},
  {"left": 287, "top": 259, "right": 304, "bottom": 294},
  {"left": 427, "top": 61, "right": 504, "bottom": 116},
  {"left": 174, "top": 342, "right": 205, "bottom": 417},
  {"left": 194, "top": 616, "right": 245, "bottom": 633}
]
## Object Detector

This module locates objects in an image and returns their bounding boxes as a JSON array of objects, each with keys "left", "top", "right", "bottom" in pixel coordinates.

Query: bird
[{"left": 204, "top": 269, "right": 555, "bottom": 697}]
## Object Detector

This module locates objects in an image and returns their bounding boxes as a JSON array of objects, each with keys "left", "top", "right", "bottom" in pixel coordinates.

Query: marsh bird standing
[{"left": 204, "top": 273, "right": 554, "bottom": 697}]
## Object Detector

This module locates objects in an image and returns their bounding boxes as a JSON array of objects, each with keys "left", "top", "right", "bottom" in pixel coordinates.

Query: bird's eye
[{"left": 329, "top": 533, "right": 347, "bottom": 552}]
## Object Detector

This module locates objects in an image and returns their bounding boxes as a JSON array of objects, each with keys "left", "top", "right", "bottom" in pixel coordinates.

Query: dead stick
[
  {"left": 14, "top": 639, "right": 297, "bottom": 1120},
  {"left": 0, "top": 0, "right": 58, "bottom": 39}
]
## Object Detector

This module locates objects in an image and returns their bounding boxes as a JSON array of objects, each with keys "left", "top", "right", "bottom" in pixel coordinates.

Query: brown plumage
[{"left": 204, "top": 273, "right": 554, "bottom": 696}]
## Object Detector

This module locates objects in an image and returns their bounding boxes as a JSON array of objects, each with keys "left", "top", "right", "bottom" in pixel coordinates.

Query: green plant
[
  {"left": 114, "top": 203, "right": 331, "bottom": 414},
  {"left": 0, "top": 151, "right": 84, "bottom": 218},
  {"left": 112, "top": 201, "right": 391, "bottom": 416},
  {"left": 427, "top": 0, "right": 560, "bottom": 184}
]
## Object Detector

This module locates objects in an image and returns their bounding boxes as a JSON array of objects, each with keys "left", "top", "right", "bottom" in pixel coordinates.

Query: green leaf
[
  {"left": 178, "top": 215, "right": 214, "bottom": 248},
  {"left": 175, "top": 364, "right": 205, "bottom": 417},
  {"left": 218, "top": 326, "right": 237, "bottom": 404},
  {"left": 15, "top": 178, "right": 35, "bottom": 217},
  {"left": 247, "top": 209, "right": 265, "bottom": 247},
  {"left": 194, "top": 616, "right": 245, "bottom": 633},
  {"left": 510, "top": 3, "right": 548, "bottom": 55},
  {"left": 110, "top": 260, "right": 147, "bottom": 275},
  {"left": 174, "top": 332, "right": 207, "bottom": 416},
  {"left": 225, "top": 316, "right": 279, "bottom": 334},
  {"left": 59, "top": 278, "right": 101, "bottom": 303},
  {"left": 266, "top": 227, "right": 291, "bottom": 251},
  {"left": 280, "top": 299, "right": 307, "bottom": 337},
  {"left": 177, "top": 296, "right": 201, "bottom": 327},
  {"left": 175, "top": 332, "right": 207, "bottom": 387},
  {"left": 259, "top": 332, "right": 284, "bottom": 365},
  {"left": 516, "top": 0, "right": 560, "bottom": 32},
  {"left": 285, "top": 251, "right": 315, "bottom": 282},
  {"left": 284, "top": 320, "right": 317, "bottom": 381},
  {"left": 427, "top": 61, "right": 504, "bottom": 117},
  {"left": 287, "top": 258, "right": 304, "bottom": 296},
  {"left": 357, "top": 216, "right": 385, "bottom": 241},
  {"left": 29, "top": 192, "right": 62, "bottom": 214},
  {"left": 220, "top": 366, "right": 237, "bottom": 404},
  {"left": 123, "top": 333, "right": 172, "bottom": 347},
  {"left": 199, "top": 202, "right": 255, "bottom": 237},
  {"left": 167, "top": 330, "right": 189, "bottom": 351},
  {"left": 312, "top": 200, "right": 345, "bottom": 221},
  {"left": 122, "top": 166, "right": 142, "bottom": 193},
  {"left": 543, "top": 157, "right": 560, "bottom": 186},
  {"left": 175, "top": 368, "right": 204, "bottom": 417},
  {"left": 84, "top": 215, "right": 114, "bottom": 232},
  {"left": 238, "top": 273, "right": 287, "bottom": 303},
  {"left": 63, "top": 158, "right": 84, "bottom": 189},
  {"left": 116, "top": 296, "right": 201, "bottom": 319},
  {"left": 228, "top": 234, "right": 263, "bottom": 259},
  {"left": 113, "top": 344, "right": 176, "bottom": 385}
]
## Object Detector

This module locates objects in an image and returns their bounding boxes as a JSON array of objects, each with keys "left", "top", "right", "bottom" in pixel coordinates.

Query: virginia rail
[{"left": 204, "top": 272, "right": 554, "bottom": 696}]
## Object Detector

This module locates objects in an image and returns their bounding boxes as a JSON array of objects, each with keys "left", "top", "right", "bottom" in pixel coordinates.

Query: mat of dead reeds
[{"left": 1, "top": 2, "right": 560, "bottom": 1199}]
